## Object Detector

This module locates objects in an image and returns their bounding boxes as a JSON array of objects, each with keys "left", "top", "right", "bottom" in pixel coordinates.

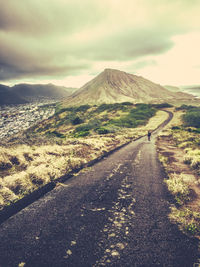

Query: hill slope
[
  {"left": 11, "top": 83, "right": 76, "bottom": 101},
  {"left": 0, "top": 85, "right": 27, "bottom": 105},
  {"left": 63, "top": 69, "right": 195, "bottom": 106},
  {"left": 164, "top": 85, "right": 181, "bottom": 92},
  {"left": 0, "top": 83, "right": 77, "bottom": 105},
  {"left": 181, "top": 85, "right": 200, "bottom": 98}
]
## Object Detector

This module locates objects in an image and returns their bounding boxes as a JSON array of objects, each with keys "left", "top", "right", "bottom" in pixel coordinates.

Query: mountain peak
[
  {"left": 102, "top": 68, "right": 129, "bottom": 81},
  {"left": 63, "top": 69, "right": 195, "bottom": 106},
  {"left": 103, "top": 68, "right": 124, "bottom": 74},
  {"left": 104, "top": 68, "right": 118, "bottom": 72}
]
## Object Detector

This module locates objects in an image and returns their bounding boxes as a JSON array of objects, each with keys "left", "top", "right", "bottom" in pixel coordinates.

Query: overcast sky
[{"left": 0, "top": 0, "right": 199, "bottom": 87}]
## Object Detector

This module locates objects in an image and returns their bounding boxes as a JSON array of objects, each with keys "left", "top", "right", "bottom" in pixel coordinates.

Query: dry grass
[
  {"left": 157, "top": 109, "right": 200, "bottom": 238},
  {"left": 184, "top": 149, "right": 200, "bottom": 172},
  {"left": 158, "top": 108, "right": 184, "bottom": 138},
  {"left": 164, "top": 173, "right": 193, "bottom": 205},
  {"left": 172, "top": 131, "right": 200, "bottom": 181},
  {"left": 0, "top": 138, "right": 126, "bottom": 209},
  {"left": 169, "top": 206, "right": 200, "bottom": 236},
  {"left": 0, "top": 110, "right": 168, "bottom": 209}
]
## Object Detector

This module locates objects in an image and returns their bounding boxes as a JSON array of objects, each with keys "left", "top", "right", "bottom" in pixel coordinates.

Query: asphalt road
[{"left": 0, "top": 112, "right": 199, "bottom": 267}]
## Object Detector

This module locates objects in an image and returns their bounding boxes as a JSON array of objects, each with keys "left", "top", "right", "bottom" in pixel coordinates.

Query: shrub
[
  {"left": 183, "top": 110, "right": 200, "bottom": 128},
  {"left": 96, "top": 128, "right": 110, "bottom": 134},
  {"left": 70, "top": 116, "right": 84, "bottom": 125},
  {"left": 176, "top": 105, "right": 196, "bottom": 111},
  {"left": 0, "top": 162, "right": 12, "bottom": 171},
  {"left": 121, "top": 102, "right": 133, "bottom": 105},
  {"left": 73, "top": 130, "right": 90, "bottom": 138},
  {"left": 185, "top": 223, "right": 200, "bottom": 235},
  {"left": 75, "top": 119, "right": 101, "bottom": 133},
  {"left": 169, "top": 207, "right": 200, "bottom": 236},
  {"left": 76, "top": 124, "right": 92, "bottom": 132},
  {"left": 152, "top": 103, "right": 173, "bottom": 109},
  {"left": 172, "top": 126, "right": 181, "bottom": 130},
  {"left": 10, "top": 156, "right": 20, "bottom": 165},
  {"left": 96, "top": 103, "right": 131, "bottom": 113},
  {"left": 108, "top": 104, "right": 156, "bottom": 128},
  {"left": 47, "top": 131, "right": 65, "bottom": 138},
  {"left": 193, "top": 128, "right": 200, "bottom": 133},
  {"left": 75, "top": 105, "right": 91, "bottom": 112}
]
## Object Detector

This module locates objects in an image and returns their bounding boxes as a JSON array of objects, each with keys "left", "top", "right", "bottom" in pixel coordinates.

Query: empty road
[{"left": 0, "top": 112, "right": 199, "bottom": 266}]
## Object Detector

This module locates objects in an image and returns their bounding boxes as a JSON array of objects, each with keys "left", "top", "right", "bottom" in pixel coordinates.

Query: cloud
[
  {"left": 0, "top": 0, "right": 105, "bottom": 36},
  {"left": 0, "top": 0, "right": 199, "bottom": 85}
]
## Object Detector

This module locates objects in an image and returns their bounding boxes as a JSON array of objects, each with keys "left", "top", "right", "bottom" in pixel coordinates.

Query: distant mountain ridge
[
  {"left": 0, "top": 84, "right": 27, "bottom": 105},
  {"left": 181, "top": 85, "right": 200, "bottom": 98},
  {"left": 63, "top": 68, "right": 196, "bottom": 106},
  {"left": 0, "top": 83, "right": 77, "bottom": 105},
  {"left": 163, "top": 85, "right": 181, "bottom": 92}
]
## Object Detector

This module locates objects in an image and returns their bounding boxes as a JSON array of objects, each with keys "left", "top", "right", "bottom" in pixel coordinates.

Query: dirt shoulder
[{"left": 156, "top": 109, "right": 200, "bottom": 240}]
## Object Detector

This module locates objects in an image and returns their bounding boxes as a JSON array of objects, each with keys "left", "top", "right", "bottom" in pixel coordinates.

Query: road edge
[{"left": 0, "top": 109, "right": 173, "bottom": 225}]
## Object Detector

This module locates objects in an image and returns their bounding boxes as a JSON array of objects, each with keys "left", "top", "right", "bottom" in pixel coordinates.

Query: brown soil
[{"left": 157, "top": 134, "right": 200, "bottom": 220}]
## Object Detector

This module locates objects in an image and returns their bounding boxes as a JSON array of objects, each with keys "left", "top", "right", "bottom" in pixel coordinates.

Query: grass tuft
[{"left": 164, "top": 173, "right": 191, "bottom": 205}]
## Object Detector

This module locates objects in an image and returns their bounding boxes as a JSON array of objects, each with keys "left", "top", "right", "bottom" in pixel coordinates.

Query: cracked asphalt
[{"left": 0, "top": 112, "right": 199, "bottom": 267}]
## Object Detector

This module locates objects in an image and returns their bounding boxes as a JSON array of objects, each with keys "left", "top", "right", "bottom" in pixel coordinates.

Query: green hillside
[{"left": 29, "top": 102, "right": 156, "bottom": 139}]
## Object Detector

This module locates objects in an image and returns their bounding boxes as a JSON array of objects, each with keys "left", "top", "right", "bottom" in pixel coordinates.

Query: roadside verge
[
  {"left": 0, "top": 110, "right": 171, "bottom": 224},
  {"left": 156, "top": 111, "right": 200, "bottom": 240}
]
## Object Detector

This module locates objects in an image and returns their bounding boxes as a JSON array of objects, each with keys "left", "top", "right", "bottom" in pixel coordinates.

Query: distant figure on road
[{"left": 147, "top": 130, "right": 151, "bottom": 141}]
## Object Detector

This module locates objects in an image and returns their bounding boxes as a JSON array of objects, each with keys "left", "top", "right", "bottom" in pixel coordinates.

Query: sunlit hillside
[
  {"left": 0, "top": 103, "right": 169, "bottom": 209},
  {"left": 63, "top": 69, "right": 197, "bottom": 106}
]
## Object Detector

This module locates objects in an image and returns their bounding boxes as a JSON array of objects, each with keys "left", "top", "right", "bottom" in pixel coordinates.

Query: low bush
[
  {"left": 75, "top": 105, "right": 91, "bottom": 112},
  {"left": 96, "top": 128, "right": 110, "bottom": 134},
  {"left": 170, "top": 206, "right": 200, "bottom": 236},
  {"left": 70, "top": 116, "right": 84, "bottom": 125},
  {"left": 193, "top": 128, "right": 200, "bottom": 133},
  {"left": 74, "top": 119, "right": 101, "bottom": 136},
  {"left": 108, "top": 104, "right": 156, "bottom": 128},
  {"left": 0, "top": 162, "right": 12, "bottom": 171},
  {"left": 73, "top": 130, "right": 90, "bottom": 138},
  {"left": 151, "top": 103, "right": 173, "bottom": 109},
  {"left": 176, "top": 104, "right": 197, "bottom": 111},
  {"left": 96, "top": 103, "right": 132, "bottom": 113},
  {"left": 76, "top": 124, "right": 93, "bottom": 132},
  {"left": 164, "top": 173, "right": 191, "bottom": 205},
  {"left": 47, "top": 131, "right": 65, "bottom": 138},
  {"left": 182, "top": 109, "right": 200, "bottom": 128},
  {"left": 172, "top": 126, "right": 181, "bottom": 130},
  {"left": 55, "top": 105, "right": 91, "bottom": 115}
]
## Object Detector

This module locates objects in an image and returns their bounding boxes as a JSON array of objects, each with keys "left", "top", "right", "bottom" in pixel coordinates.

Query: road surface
[{"left": 0, "top": 112, "right": 199, "bottom": 266}]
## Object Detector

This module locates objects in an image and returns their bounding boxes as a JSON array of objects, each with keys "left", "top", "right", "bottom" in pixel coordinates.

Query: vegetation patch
[
  {"left": 157, "top": 107, "right": 200, "bottom": 239},
  {"left": 95, "top": 127, "right": 110, "bottom": 135},
  {"left": 164, "top": 173, "right": 191, "bottom": 205},
  {"left": 170, "top": 206, "right": 200, "bottom": 236},
  {"left": 182, "top": 107, "right": 200, "bottom": 128},
  {"left": 0, "top": 103, "right": 169, "bottom": 210},
  {"left": 41, "top": 103, "right": 157, "bottom": 138},
  {"left": 108, "top": 104, "right": 156, "bottom": 128}
]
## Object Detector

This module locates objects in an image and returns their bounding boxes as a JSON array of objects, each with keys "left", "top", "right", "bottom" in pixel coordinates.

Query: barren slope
[{"left": 63, "top": 69, "right": 195, "bottom": 106}]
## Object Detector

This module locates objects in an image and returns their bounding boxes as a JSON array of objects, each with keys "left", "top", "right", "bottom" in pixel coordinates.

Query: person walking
[{"left": 147, "top": 130, "right": 151, "bottom": 141}]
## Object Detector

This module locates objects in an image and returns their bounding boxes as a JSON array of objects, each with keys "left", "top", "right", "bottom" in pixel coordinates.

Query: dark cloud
[
  {"left": 0, "top": 0, "right": 105, "bottom": 36},
  {"left": 0, "top": 0, "right": 199, "bottom": 83},
  {"left": 0, "top": 62, "right": 76, "bottom": 80},
  {"left": 76, "top": 28, "right": 174, "bottom": 61}
]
